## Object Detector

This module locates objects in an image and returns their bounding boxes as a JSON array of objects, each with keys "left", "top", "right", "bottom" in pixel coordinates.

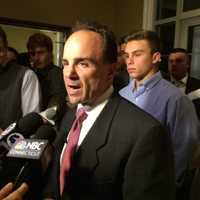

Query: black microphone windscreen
[
  {"left": 17, "top": 113, "right": 43, "bottom": 136},
  {"left": 33, "top": 125, "right": 56, "bottom": 144}
]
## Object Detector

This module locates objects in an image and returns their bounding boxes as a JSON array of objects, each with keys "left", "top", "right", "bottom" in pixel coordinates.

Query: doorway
[{"left": 0, "top": 23, "right": 68, "bottom": 67}]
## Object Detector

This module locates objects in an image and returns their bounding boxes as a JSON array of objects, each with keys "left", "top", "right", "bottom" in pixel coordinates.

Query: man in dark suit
[
  {"left": 43, "top": 21, "right": 175, "bottom": 200},
  {"left": 168, "top": 48, "right": 200, "bottom": 118}
]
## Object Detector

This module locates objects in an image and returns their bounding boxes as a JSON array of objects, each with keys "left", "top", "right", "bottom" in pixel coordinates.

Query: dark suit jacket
[
  {"left": 186, "top": 77, "right": 200, "bottom": 119},
  {"left": 186, "top": 76, "right": 200, "bottom": 94},
  {"left": 43, "top": 94, "right": 175, "bottom": 200}
]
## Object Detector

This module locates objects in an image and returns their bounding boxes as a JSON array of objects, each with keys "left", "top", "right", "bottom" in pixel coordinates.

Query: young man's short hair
[{"left": 125, "top": 30, "right": 161, "bottom": 53}]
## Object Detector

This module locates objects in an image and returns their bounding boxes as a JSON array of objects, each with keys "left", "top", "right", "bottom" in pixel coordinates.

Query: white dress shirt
[
  {"left": 60, "top": 86, "right": 113, "bottom": 162},
  {"left": 171, "top": 74, "right": 188, "bottom": 94},
  {"left": 21, "top": 69, "right": 41, "bottom": 115},
  {"left": 77, "top": 86, "right": 113, "bottom": 146}
]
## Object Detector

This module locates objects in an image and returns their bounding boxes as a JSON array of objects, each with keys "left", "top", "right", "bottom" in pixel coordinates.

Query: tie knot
[{"left": 76, "top": 107, "right": 88, "bottom": 122}]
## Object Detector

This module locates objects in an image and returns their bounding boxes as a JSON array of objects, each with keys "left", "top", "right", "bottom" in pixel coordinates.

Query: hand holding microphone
[{"left": 0, "top": 183, "right": 28, "bottom": 200}]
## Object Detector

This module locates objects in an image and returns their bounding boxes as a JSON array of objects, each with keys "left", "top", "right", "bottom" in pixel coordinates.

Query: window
[
  {"left": 156, "top": 0, "right": 177, "bottom": 20},
  {"left": 183, "top": 0, "right": 200, "bottom": 12},
  {"left": 188, "top": 25, "right": 200, "bottom": 79},
  {"left": 143, "top": 0, "right": 200, "bottom": 76},
  {"left": 156, "top": 22, "right": 175, "bottom": 54},
  {"left": 0, "top": 18, "right": 70, "bottom": 67}
]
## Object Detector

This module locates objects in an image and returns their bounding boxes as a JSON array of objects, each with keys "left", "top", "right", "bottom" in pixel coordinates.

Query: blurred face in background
[
  {"left": 0, "top": 38, "right": 7, "bottom": 66},
  {"left": 29, "top": 47, "right": 52, "bottom": 69},
  {"left": 117, "top": 43, "right": 126, "bottom": 70},
  {"left": 168, "top": 52, "right": 189, "bottom": 80}
]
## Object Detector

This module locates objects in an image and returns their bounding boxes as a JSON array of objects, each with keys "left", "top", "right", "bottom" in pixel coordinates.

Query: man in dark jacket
[
  {"left": 168, "top": 48, "right": 200, "bottom": 118},
  {"left": 27, "top": 33, "right": 67, "bottom": 125}
]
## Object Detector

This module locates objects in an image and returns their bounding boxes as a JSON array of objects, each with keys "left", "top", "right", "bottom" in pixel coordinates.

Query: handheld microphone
[
  {"left": 39, "top": 106, "right": 57, "bottom": 125},
  {"left": 7, "top": 124, "right": 56, "bottom": 190},
  {"left": 0, "top": 113, "right": 44, "bottom": 154}
]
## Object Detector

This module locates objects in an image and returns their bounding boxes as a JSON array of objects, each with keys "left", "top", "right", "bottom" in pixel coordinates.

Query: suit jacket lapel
[
  {"left": 186, "top": 77, "right": 192, "bottom": 94},
  {"left": 56, "top": 108, "right": 77, "bottom": 154},
  {"left": 76, "top": 94, "right": 121, "bottom": 170}
]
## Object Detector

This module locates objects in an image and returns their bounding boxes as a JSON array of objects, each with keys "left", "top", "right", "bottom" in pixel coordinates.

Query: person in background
[
  {"left": 168, "top": 48, "right": 200, "bottom": 118},
  {"left": 119, "top": 30, "right": 199, "bottom": 200},
  {"left": 0, "top": 27, "right": 41, "bottom": 200},
  {"left": 117, "top": 35, "right": 127, "bottom": 71},
  {"left": 113, "top": 35, "right": 129, "bottom": 91},
  {"left": 0, "top": 26, "right": 41, "bottom": 130},
  {"left": 42, "top": 21, "right": 175, "bottom": 200},
  {"left": 7, "top": 47, "right": 18, "bottom": 62},
  {"left": 27, "top": 33, "right": 67, "bottom": 125}
]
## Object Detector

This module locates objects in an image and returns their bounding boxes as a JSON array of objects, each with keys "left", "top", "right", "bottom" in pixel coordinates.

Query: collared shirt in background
[{"left": 171, "top": 74, "right": 188, "bottom": 94}]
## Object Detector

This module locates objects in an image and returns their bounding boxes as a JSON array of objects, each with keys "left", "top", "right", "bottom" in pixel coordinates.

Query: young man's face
[
  {"left": 29, "top": 47, "right": 51, "bottom": 69},
  {"left": 0, "top": 38, "right": 7, "bottom": 65},
  {"left": 168, "top": 52, "right": 189, "bottom": 80},
  {"left": 62, "top": 30, "right": 115, "bottom": 106},
  {"left": 124, "top": 39, "right": 160, "bottom": 83}
]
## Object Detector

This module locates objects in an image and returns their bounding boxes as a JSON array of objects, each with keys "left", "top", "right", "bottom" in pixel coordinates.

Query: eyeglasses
[{"left": 29, "top": 50, "right": 47, "bottom": 56}]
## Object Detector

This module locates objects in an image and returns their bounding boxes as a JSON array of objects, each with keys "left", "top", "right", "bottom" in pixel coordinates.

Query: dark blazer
[
  {"left": 186, "top": 77, "right": 200, "bottom": 119},
  {"left": 186, "top": 76, "right": 200, "bottom": 94},
  {"left": 43, "top": 94, "right": 175, "bottom": 200}
]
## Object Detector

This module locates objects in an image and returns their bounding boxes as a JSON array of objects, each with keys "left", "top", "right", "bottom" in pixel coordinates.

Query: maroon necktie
[{"left": 59, "top": 107, "right": 88, "bottom": 195}]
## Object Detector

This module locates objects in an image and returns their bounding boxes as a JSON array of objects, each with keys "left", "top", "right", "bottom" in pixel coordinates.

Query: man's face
[
  {"left": 62, "top": 30, "right": 115, "bottom": 106},
  {"left": 125, "top": 39, "right": 160, "bottom": 82},
  {"left": 0, "top": 38, "right": 7, "bottom": 65},
  {"left": 29, "top": 47, "right": 51, "bottom": 69},
  {"left": 168, "top": 52, "right": 189, "bottom": 80}
]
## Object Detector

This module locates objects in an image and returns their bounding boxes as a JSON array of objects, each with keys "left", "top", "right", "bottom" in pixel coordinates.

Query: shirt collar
[
  {"left": 78, "top": 86, "right": 113, "bottom": 112},
  {"left": 131, "top": 71, "right": 162, "bottom": 92},
  {"left": 171, "top": 74, "right": 188, "bottom": 85}
]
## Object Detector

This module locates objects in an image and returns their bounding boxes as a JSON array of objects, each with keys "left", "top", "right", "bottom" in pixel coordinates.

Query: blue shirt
[{"left": 119, "top": 71, "right": 199, "bottom": 183}]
